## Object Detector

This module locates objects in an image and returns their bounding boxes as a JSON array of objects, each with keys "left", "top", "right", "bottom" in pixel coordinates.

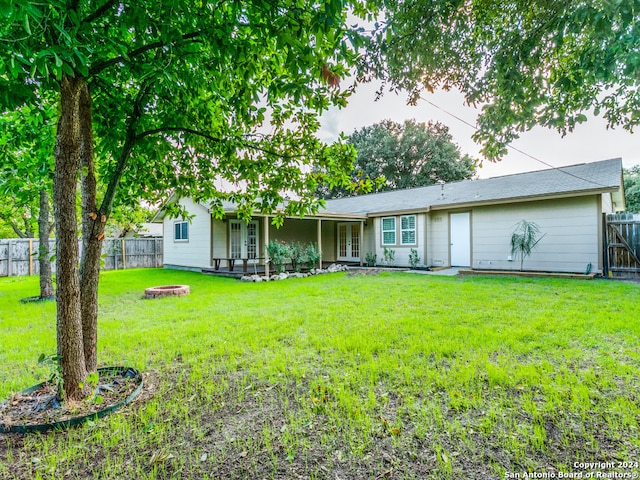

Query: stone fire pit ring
[{"left": 144, "top": 285, "right": 190, "bottom": 299}]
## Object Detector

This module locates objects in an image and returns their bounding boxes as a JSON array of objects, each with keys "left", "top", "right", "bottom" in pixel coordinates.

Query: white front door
[
  {"left": 337, "top": 223, "right": 360, "bottom": 262},
  {"left": 229, "top": 220, "right": 259, "bottom": 261},
  {"left": 450, "top": 212, "right": 471, "bottom": 267}
]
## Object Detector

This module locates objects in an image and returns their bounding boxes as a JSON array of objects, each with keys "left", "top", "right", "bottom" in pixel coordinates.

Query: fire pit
[{"left": 144, "top": 285, "right": 190, "bottom": 299}]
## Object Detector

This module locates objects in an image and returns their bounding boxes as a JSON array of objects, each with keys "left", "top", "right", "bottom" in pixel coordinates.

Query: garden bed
[{"left": 459, "top": 269, "right": 597, "bottom": 279}]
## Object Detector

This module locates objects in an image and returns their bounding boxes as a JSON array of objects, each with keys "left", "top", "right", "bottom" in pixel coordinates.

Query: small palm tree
[{"left": 511, "top": 220, "right": 546, "bottom": 271}]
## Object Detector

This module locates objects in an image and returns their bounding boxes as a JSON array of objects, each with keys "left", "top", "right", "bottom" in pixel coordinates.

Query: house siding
[
  {"left": 469, "top": 195, "right": 601, "bottom": 273},
  {"left": 163, "top": 198, "right": 212, "bottom": 269},
  {"left": 269, "top": 218, "right": 317, "bottom": 245},
  {"left": 322, "top": 222, "right": 336, "bottom": 262},
  {"left": 362, "top": 222, "right": 374, "bottom": 262},
  {"left": 372, "top": 214, "right": 426, "bottom": 267},
  {"left": 211, "top": 218, "right": 227, "bottom": 260},
  {"left": 427, "top": 212, "right": 449, "bottom": 267},
  {"left": 601, "top": 192, "right": 614, "bottom": 214}
]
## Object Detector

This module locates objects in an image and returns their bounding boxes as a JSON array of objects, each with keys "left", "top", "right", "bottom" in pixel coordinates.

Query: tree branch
[
  {"left": 135, "top": 127, "right": 303, "bottom": 160},
  {"left": 99, "top": 82, "right": 151, "bottom": 216},
  {"left": 82, "top": 0, "right": 119, "bottom": 25},
  {"left": 89, "top": 30, "right": 202, "bottom": 75},
  {"left": 135, "top": 126, "right": 222, "bottom": 144},
  {"left": 8, "top": 220, "right": 27, "bottom": 238}
]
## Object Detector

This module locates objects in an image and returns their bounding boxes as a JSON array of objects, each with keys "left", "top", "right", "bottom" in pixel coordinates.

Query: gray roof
[{"left": 322, "top": 158, "right": 623, "bottom": 216}]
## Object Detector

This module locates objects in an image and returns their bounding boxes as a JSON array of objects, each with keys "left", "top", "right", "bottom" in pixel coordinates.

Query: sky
[{"left": 318, "top": 80, "right": 640, "bottom": 179}]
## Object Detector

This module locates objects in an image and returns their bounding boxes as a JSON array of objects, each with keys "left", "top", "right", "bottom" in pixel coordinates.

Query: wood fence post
[
  {"left": 602, "top": 213, "right": 608, "bottom": 277},
  {"left": 7, "top": 240, "right": 12, "bottom": 277},
  {"left": 122, "top": 238, "right": 126, "bottom": 269},
  {"left": 29, "top": 238, "right": 33, "bottom": 275}
]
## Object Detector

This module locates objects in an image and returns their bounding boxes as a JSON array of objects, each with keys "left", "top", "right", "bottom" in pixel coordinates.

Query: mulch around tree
[{"left": 0, "top": 368, "right": 143, "bottom": 433}]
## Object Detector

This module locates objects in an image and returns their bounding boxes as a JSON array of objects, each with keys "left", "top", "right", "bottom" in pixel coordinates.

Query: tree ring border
[{"left": 0, "top": 366, "right": 144, "bottom": 434}]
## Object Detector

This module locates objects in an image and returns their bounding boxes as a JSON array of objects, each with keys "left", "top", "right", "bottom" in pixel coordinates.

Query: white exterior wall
[
  {"left": 372, "top": 214, "right": 426, "bottom": 267},
  {"left": 163, "top": 198, "right": 212, "bottom": 270},
  {"left": 470, "top": 195, "right": 601, "bottom": 273}
]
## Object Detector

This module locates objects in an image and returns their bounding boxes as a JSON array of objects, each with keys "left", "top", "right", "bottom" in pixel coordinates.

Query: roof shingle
[{"left": 322, "top": 158, "right": 623, "bottom": 215}]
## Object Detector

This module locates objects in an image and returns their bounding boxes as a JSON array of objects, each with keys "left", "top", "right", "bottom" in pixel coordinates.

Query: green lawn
[{"left": 1, "top": 269, "right": 639, "bottom": 479}]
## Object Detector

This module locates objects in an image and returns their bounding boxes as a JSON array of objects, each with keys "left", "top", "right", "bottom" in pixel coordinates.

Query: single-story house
[{"left": 153, "top": 158, "right": 625, "bottom": 274}]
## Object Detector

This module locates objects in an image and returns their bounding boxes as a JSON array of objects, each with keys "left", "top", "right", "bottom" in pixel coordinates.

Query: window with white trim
[
  {"left": 401, "top": 215, "right": 416, "bottom": 245},
  {"left": 174, "top": 221, "right": 189, "bottom": 241},
  {"left": 382, "top": 217, "right": 396, "bottom": 245}
]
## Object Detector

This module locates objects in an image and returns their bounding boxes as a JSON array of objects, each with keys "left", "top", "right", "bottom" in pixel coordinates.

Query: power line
[{"left": 419, "top": 96, "right": 610, "bottom": 188}]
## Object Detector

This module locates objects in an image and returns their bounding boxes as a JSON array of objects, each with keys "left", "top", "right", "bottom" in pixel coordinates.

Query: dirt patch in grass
[
  {"left": 348, "top": 268, "right": 386, "bottom": 276},
  {"left": 2, "top": 366, "right": 636, "bottom": 479}
]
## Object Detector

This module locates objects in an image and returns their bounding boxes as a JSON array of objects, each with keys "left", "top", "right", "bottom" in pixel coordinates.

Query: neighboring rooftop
[{"left": 322, "top": 158, "right": 624, "bottom": 215}]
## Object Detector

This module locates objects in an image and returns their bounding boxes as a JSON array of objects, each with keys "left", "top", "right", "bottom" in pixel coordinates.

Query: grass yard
[{"left": 0, "top": 269, "right": 639, "bottom": 479}]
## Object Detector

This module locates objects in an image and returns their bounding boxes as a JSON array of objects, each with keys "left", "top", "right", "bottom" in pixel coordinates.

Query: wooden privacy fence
[
  {"left": 604, "top": 213, "right": 640, "bottom": 279},
  {"left": 102, "top": 238, "right": 163, "bottom": 271},
  {"left": 0, "top": 237, "right": 163, "bottom": 277}
]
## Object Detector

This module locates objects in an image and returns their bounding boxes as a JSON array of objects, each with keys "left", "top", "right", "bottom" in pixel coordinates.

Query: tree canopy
[
  {"left": 1, "top": 0, "right": 369, "bottom": 400},
  {"left": 1, "top": 1, "right": 362, "bottom": 218},
  {"left": 318, "top": 119, "right": 476, "bottom": 199},
  {"left": 367, "top": 0, "right": 640, "bottom": 159},
  {"left": 624, "top": 166, "right": 640, "bottom": 213},
  {"left": 0, "top": 100, "right": 56, "bottom": 238}
]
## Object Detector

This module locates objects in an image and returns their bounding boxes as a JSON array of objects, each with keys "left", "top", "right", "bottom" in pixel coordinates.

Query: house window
[
  {"left": 174, "top": 221, "right": 189, "bottom": 241},
  {"left": 382, "top": 217, "right": 396, "bottom": 245},
  {"left": 401, "top": 215, "right": 416, "bottom": 245}
]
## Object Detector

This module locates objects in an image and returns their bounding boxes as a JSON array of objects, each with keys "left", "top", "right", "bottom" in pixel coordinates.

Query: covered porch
[{"left": 208, "top": 212, "right": 370, "bottom": 277}]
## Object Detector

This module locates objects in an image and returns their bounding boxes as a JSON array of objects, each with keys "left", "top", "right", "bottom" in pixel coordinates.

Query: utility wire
[{"left": 419, "top": 95, "right": 611, "bottom": 188}]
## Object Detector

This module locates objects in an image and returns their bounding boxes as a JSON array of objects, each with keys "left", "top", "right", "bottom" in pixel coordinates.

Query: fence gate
[{"left": 604, "top": 213, "right": 640, "bottom": 279}]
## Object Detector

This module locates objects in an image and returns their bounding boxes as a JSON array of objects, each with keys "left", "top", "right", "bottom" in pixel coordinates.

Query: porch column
[
  {"left": 360, "top": 220, "right": 364, "bottom": 266},
  {"left": 264, "top": 215, "right": 270, "bottom": 277},
  {"left": 317, "top": 219, "right": 322, "bottom": 269}
]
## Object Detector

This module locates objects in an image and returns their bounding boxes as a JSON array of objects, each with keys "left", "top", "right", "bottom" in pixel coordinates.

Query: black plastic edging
[{"left": 0, "top": 366, "right": 144, "bottom": 434}]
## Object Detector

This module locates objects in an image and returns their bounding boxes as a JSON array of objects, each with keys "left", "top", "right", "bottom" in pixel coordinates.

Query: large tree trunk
[
  {"left": 38, "top": 189, "right": 55, "bottom": 299},
  {"left": 79, "top": 81, "right": 101, "bottom": 374},
  {"left": 76, "top": 86, "right": 143, "bottom": 369},
  {"left": 54, "top": 76, "right": 88, "bottom": 401}
]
